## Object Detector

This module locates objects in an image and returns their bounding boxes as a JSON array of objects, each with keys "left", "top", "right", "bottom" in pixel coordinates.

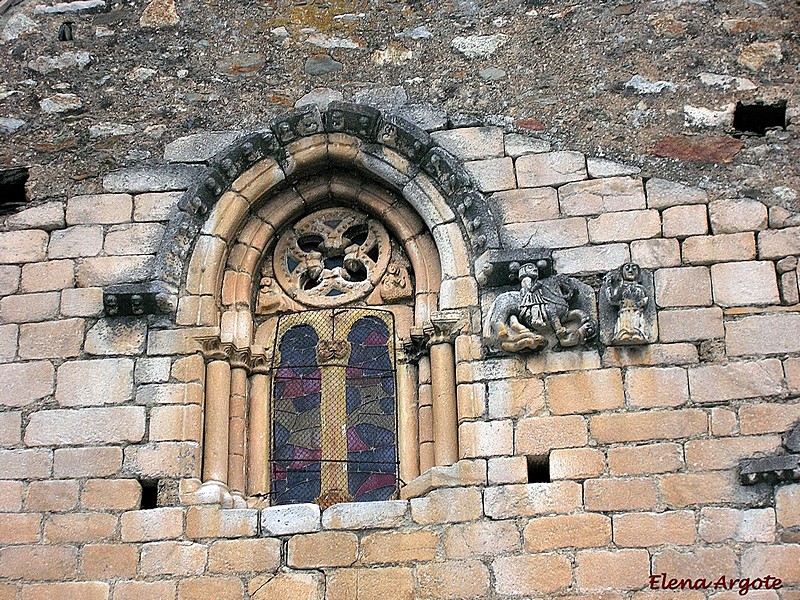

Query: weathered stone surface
[
  {"left": 451, "top": 33, "right": 508, "bottom": 58},
  {"left": 688, "top": 359, "right": 784, "bottom": 404},
  {"left": 416, "top": 560, "right": 490, "bottom": 598},
  {"left": 48, "top": 226, "right": 103, "bottom": 259},
  {"left": 683, "top": 232, "right": 757, "bottom": 264},
  {"left": 709, "top": 199, "right": 768, "bottom": 234},
  {"left": 0, "top": 448, "right": 51, "bottom": 479},
  {"left": 134, "top": 191, "right": 182, "bottom": 221},
  {"left": 504, "top": 133, "right": 550, "bottom": 157},
  {"left": 516, "top": 415, "right": 588, "bottom": 455},
  {"left": 590, "top": 409, "right": 708, "bottom": 443},
  {"left": 654, "top": 266, "right": 712, "bottom": 307},
  {"left": 483, "top": 481, "right": 583, "bottom": 519},
  {"left": 0, "top": 411, "right": 21, "bottom": 445},
  {"left": 25, "top": 480, "right": 78, "bottom": 512},
  {"left": 492, "top": 187, "right": 559, "bottom": 223},
  {"left": 164, "top": 131, "right": 242, "bottom": 163},
  {"left": 0, "top": 230, "right": 48, "bottom": 264},
  {"left": 25, "top": 406, "right": 145, "bottom": 446},
  {"left": 0, "top": 291, "right": 59, "bottom": 323},
  {"left": 322, "top": 500, "right": 406, "bottom": 529},
  {"left": 431, "top": 127, "right": 504, "bottom": 160},
  {"left": 738, "top": 41, "right": 783, "bottom": 70},
  {"left": 588, "top": 209, "right": 661, "bottom": 243},
  {"left": 85, "top": 318, "right": 147, "bottom": 355},
  {"left": 120, "top": 507, "right": 184, "bottom": 542},
  {"left": 608, "top": 442, "right": 684, "bottom": 476},
  {"left": 0, "top": 266, "right": 20, "bottom": 296},
  {"left": 18, "top": 319, "right": 84, "bottom": 359},
  {"left": 575, "top": 549, "right": 651, "bottom": 590},
  {"left": 105, "top": 223, "right": 165, "bottom": 255},
  {"left": 56, "top": 358, "right": 134, "bottom": 406},
  {"left": 459, "top": 419, "right": 513, "bottom": 457},
  {"left": 0, "top": 323, "right": 17, "bottom": 362},
  {"left": 501, "top": 216, "right": 588, "bottom": 249},
  {"left": 410, "top": 487, "right": 482, "bottom": 524},
  {"left": 776, "top": 485, "right": 800, "bottom": 528},
  {"left": 552, "top": 243, "right": 630, "bottom": 275},
  {"left": 549, "top": 447, "right": 604, "bottom": 480},
  {"left": 75, "top": 256, "right": 154, "bottom": 287},
  {"left": 651, "top": 135, "right": 743, "bottom": 162},
  {"left": 53, "top": 446, "right": 121, "bottom": 478},
  {"left": 524, "top": 513, "right": 611, "bottom": 551},
  {"left": 21, "top": 260, "right": 74, "bottom": 293},
  {"left": 516, "top": 151, "right": 587, "bottom": 187},
  {"left": 249, "top": 572, "right": 323, "bottom": 600},
  {"left": 464, "top": 157, "right": 515, "bottom": 192},
  {"left": 686, "top": 435, "right": 783, "bottom": 471},
  {"left": 304, "top": 54, "right": 343, "bottom": 75},
  {"left": 699, "top": 507, "right": 775, "bottom": 544},
  {"left": 726, "top": 313, "right": 800, "bottom": 356},
  {"left": 34, "top": 0, "right": 105, "bottom": 14},
  {"left": 6, "top": 202, "right": 64, "bottom": 231},
  {"left": 585, "top": 478, "right": 659, "bottom": 511},
  {"left": 487, "top": 377, "right": 545, "bottom": 418},
  {"left": 0, "top": 545, "right": 77, "bottom": 580},
  {"left": 287, "top": 531, "right": 358, "bottom": 568},
  {"left": 140, "top": 541, "right": 207, "bottom": 576},
  {"left": 81, "top": 479, "right": 142, "bottom": 510},
  {"left": 658, "top": 307, "right": 724, "bottom": 342},
  {"left": 114, "top": 581, "right": 176, "bottom": 600},
  {"left": 493, "top": 554, "right": 572, "bottom": 595},
  {"left": 558, "top": 176, "right": 645, "bottom": 216},
  {"left": 630, "top": 238, "right": 681, "bottom": 268},
  {"left": 645, "top": 178, "right": 708, "bottom": 209},
  {"left": 625, "top": 366, "right": 689, "bottom": 408},
  {"left": 103, "top": 165, "right": 203, "bottom": 193},
  {"left": 39, "top": 93, "right": 82, "bottom": 113},
  {"left": 710, "top": 260, "right": 779, "bottom": 306},
  {"left": 586, "top": 157, "right": 640, "bottom": 178},
  {"left": 361, "top": 530, "right": 439, "bottom": 564},
  {"left": 545, "top": 368, "right": 624, "bottom": 414},
  {"left": 0, "top": 361, "right": 54, "bottom": 407},
  {"left": 757, "top": 226, "right": 800, "bottom": 259},
  {"left": 60, "top": 287, "right": 104, "bottom": 318},
  {"left": 260, "top": 503, "right": 320, "bottom": 535},
  {"left": 661, "top": 204, "right": 708, "bottom": 238},
  {"left": 140, "top": 0, "right": 180, "bottom": 27}
]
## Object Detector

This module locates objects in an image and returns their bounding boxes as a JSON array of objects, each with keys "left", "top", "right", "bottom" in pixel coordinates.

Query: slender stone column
[
  {"left": 227, "top": 349, "right": 249, "bottom": 500},
  {"left": 426, "top": 311, "right": 467, "bottom": 467},
  {"left": 198, "top": 338, "right": 232, "bottom": 486},
  {"left": 417, "top": 355, "right": 435, "bottom": 474},
  {"left": 397, "top": 343, "right": 420, "bottom": 484},
  {"left": 247, "top": 353, "right": 272, "bottom": 497}
]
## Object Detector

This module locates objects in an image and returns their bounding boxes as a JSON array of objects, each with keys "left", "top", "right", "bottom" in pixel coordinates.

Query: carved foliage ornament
[
  {"left": 484, "top": 261, "right": 598, "bottom": 353},
  {"left": 273, "top": 208, "right": 392, "bottom": 308}
]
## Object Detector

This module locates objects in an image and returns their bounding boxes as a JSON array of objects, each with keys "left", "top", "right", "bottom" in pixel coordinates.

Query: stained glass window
[{"left": 270, "top": 309, "right": 398, "bottom": 507}]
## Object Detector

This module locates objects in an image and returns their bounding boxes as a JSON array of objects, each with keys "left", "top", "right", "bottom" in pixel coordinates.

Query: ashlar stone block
[
  {"left": 516, "top": 151, "right": 587, "bottom": 187},
  {"left": 682, "top": 232, "right": 756, "bottom": 265},
  {"left": 709, "top": 198, "right": 768, "bottom": 234},
  {"left": 688, "top": 359, "right": 785, "bottom": 404},
  {"left": 558, "top": 176, "right": 646, "bottom": 216},
  {"left": 646, "top": 178, "right": 708, "bottom": 209},
  {"left": 25, "top": 406, "right": 145, "bottom": 446},
  {"left": 66, "top": 193, "right": 132, "bottom": 224},
  {"left": 430, "top": 126, "right": 504, "bottom": 160},
  {"left": 322, "top": 500, "right": 407, "bottom": 529},
  {"left": 260, "top": 503, "right": 320, "bottom": 535},
  {"left": 0, "top": 230, "right": 48, "bottom": 264},
  {"left": 710, "top": 260, "right": 780, "bottom": 306},
  {"left": 492, "top": 187, "right": 559, "bottom": 224},
  {"left": 661, "top": 203, "right": 709, "bottom": 238},
  {"left": 18, "top": 318, "right": 84, "bottom": 359},
  {"left": 654, "top": 266, "right": 712, "bottom": 308},
  {"left": 55, "top": 358, "right": 134, "bottom": 406},
  {"left": 588, "top": 209, "right": 661, "bottom": 243},
  {"left": 726, "top": 312, "right": 800, "bottom": 356},
  {"left": 0, "top": 361, "right": 54, "bottom": 407},
  {"left": 464, "top": 157, "right": 515, "bottom": 192}
]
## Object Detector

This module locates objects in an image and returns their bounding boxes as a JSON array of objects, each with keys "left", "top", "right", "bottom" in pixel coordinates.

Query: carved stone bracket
[
  {"left": 599, "top": 262, "right": 657, "bottom": 346},
  {"left": 740, "top": 422, "right": 800, "bottom": 485},
  {"left": 103, "top": 284, "right": 162, "bottom": 317},
  {"left": 400, "top": 329, "right": 430, "bottom": 363}
]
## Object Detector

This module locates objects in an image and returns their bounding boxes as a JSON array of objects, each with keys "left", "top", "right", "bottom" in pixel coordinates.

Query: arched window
[{"left": 271, "top": 309, "right": 397, "bottom": 508}]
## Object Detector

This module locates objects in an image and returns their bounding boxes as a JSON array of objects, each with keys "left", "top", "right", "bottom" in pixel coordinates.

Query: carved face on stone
[{"left": 621, "top": 262, "right": 641, "bottom": 282}]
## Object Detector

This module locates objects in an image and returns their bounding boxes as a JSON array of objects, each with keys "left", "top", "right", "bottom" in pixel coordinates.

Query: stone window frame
[{"left": 152, "top": 103, "right": 498, "bottom": 507}]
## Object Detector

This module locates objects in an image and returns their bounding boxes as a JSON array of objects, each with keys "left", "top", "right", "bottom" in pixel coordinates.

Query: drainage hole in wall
[
  {"left": 139, "top": 479, "right": 159, "bottom": 509},
  {"left": 527, "top": 455, "right": 550, "bottom": 483},
  {"left": 0, "top": 167, "right": 29, "bottom": 216},
  {"left": 733, "top": 101, "right": 786, "bottom": 136}
]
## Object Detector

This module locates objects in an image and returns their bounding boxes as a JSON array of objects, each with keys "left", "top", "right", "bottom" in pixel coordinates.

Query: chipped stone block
[
  {"left": 646, "top": 178, "right": 708, "bottom": 209},
  {"left": 558, "top": 176, "right": 645, "bottom": 216},
  {"left": 260, "top": 503, "right": 321, "bottom": 536},
  {"left": 710, "top": 260, "right": 780, "bottom": 306},
  {"left": 588, "top": 209, "right": 662, "bottom": 243},
  {"left": 516, "top": 151, "right": 587, "bottom": 188},
  {"left": 6, "top": 202, "right": 64, "bottom": 231},
  {"left": 491, "top": 187, "right": 559, "bottom": 223},
  {"left": 431, "top": 127, "right": 504, "bottom": 161},
  {"left": 709, "top": 198, "right": 768, "bottom": 234},
  {"left": 464, "top": 157, "right": 515, "bottom": 192}
]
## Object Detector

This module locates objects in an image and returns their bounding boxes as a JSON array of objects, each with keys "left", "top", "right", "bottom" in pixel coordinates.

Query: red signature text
[{"left": 649, "top": 573, "right": 782, "bottom": 596}]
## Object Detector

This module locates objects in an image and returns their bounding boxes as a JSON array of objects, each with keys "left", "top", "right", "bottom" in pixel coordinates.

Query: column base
[{"left": 191, "top": 480, "right": 234, "bottom": 507}]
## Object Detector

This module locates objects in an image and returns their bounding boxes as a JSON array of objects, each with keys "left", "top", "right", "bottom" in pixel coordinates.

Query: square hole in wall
[
  {"left": 733, "top": 101, "right": 786, "bottom": 136},
  {"left": 0, "top": 167, "right": 29, "bottom": 216},
  {"left": 527, "top": 455, "right": 550, "bottom": 483},
  {"left": 139, "top": 479, "right": 159, "bottom": 509}
]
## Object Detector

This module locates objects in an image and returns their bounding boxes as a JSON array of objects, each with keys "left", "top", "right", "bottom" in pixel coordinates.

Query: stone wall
[{"left": 0, "top": 113, "right": 799, "bottom": 598}]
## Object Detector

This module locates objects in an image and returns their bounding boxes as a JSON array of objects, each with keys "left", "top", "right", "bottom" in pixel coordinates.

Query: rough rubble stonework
[{"left": 0, "top": 0, "right": 799, "bottom": 599}]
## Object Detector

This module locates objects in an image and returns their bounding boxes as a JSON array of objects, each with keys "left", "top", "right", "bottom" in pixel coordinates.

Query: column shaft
[{"left": 202, "top": 359, "right": 231, "bottom": 483}]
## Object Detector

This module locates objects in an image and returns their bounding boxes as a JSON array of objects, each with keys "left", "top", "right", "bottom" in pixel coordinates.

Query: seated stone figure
[{"left": 485, "top": 261, "right": 597, "bottom": 353}]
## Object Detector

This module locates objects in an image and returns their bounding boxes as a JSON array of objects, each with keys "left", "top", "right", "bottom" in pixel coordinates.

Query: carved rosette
[{"left": 273, "top": 207, "right": 392, "bottom": 308}]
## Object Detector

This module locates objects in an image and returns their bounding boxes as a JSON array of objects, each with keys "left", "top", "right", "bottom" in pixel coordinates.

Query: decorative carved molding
[
  {"left": 143, "top": 103, "right": 502, "bottom": 310},
  {"left": 740, "top": 422, "right": 800, "bottom": 485},
  {"left": 599, "top": 262, "right": 657, "bottom": 346},
  {"left": 425, "top": 310, "right": 469, "bottom": 346},
  {"left": 273, "top": 207, "right": 392, "bottom": 308},
  {"left": 195, "top": 336, "right": 271, "bottom": 373},
  {"left": 484, "top": 260, "right": 597, "bottom": 353}
]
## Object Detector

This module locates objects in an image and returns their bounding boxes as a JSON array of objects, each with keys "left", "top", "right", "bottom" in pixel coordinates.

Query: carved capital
[
  {"left": 196, "top": 336, "right": 233, "bottom": 361},
  {"left": 424, "top": 310, "right": 469, "bottom": 346},
  {"left": 250, "top": 347, "right": 273, "bottom": 375},
  {"left": 229, "top": 347, "right": 251, "bottom": 370}
]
